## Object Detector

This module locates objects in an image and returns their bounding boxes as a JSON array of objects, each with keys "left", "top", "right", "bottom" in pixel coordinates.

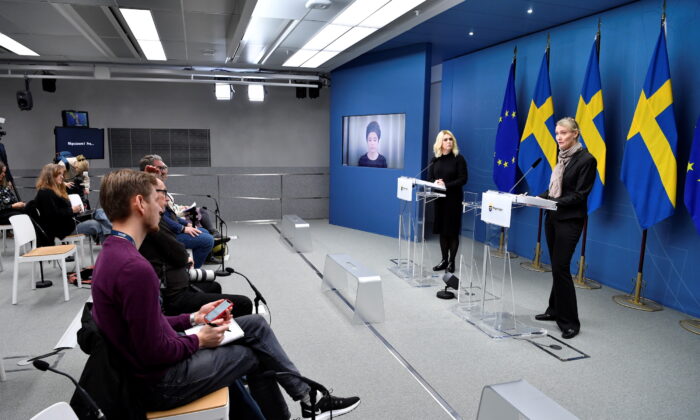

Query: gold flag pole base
[
  {"left": 572, "top": 255, "right": 601, "bottom": 289},
  {"left": 491, "top": 230, "right": 518, "bottom": 259},
  {"left": 612, "top": 273, "right": 662, "bottom": 312},
  {"left": 679, "top": 319, "right": 700, "bottom": 335},
  {"left": 520, "top": 242, "right": 551, "bottom": 272}
]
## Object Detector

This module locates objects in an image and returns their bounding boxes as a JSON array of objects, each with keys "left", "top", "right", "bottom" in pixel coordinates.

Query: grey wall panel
[
  {"left": 0, "top": 79, "right": 329, "bottom": 170},
  {"left": 165, "top": 174, "right": 218, "bottom": 196},
  {"left": 282, "top": 173, "right": 328, "bottom": 198},
  {"left": 218, "top": 174, "right": 281, "bottom": 198},
  {"left": 220, "top": 197, "right": 280, "bottom": 221},
  {"left": 282, "top": 198, "right": 328, "bottom": 219}
]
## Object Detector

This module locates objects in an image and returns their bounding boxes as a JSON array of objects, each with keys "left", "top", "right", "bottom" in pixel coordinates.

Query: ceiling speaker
[
  {"left": 42, "top": 78, "right": 56, "bottom": 92},
  {"left": 17, "top": 90, "right": 33, "bottom": 111},
  {"left": 296, "top": 87, "right": 307, "bottom": 99},
  {"left": 309, "top": 86, "right": 320, "bottom": 99}
]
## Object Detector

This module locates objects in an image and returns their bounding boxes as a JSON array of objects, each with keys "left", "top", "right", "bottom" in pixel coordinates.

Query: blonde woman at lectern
[
  {"left": 428, "top": 130, "right": 467, "bottom": 273},
  {"left": 535, "top": 117, "right": 596, "bottom": 340}
]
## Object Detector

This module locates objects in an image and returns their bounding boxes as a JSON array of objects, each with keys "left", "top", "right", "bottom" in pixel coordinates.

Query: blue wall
[
  {"left": 330, "top": 44, "right": 431, "bottom": 237},
  {"left": 440, "top": 0, "right": 700, "bottom": 317}
]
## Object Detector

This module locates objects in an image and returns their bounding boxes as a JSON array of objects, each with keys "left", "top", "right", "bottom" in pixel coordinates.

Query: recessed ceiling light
[
  {"left": 283, "top": 49, "right": 319, "bottom": 67},
  {"left": 0, "top": 32, "right": 39, "bottom": 56},
  {"left": 333, "top": 0, "right": 390, "bottom": 26},
  {"left": 120, "top": 8, "right": 166, "bottom": 61},
  {"left": 468, "top": 31, "right": 474, "bottom": 36},
  {"left": 248, "top": 84, "right": 265, "bottom": 102},
  {"left": 527, "top": 7, "right": 533, "bottom": 14},
  {"left": 361, "top": 0, "right": 426, "bottom": 28},
  {"left": 215, "top": 83, "right": 232, "bottom": 100},
  {"left": 301, "top": 50, "right": 340, "bottom": 68}
]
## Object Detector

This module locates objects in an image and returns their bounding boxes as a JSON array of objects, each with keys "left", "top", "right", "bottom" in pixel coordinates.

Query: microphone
[
  {"left": 227, "top": 268, "right": 268, "bottom": 311},
  {"left": 33, "top": 360, "right": 105, "bottom": 419},
  {"left": 508, "top": 157, "right": 542, "bottom": 194},
  {"left": 411, "top": 158, "right": 436, "bottom": 182}
]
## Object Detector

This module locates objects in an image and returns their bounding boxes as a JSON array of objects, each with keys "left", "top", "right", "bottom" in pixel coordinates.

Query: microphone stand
[
  {"left": 207, "top": 194, "right": 231, "bottom": 277},
  {"left": 33, "top": 360, "right": 105, "bottom": 419},
  {"left": 228, "top": 268, "right": 267, "bottom": 315}
]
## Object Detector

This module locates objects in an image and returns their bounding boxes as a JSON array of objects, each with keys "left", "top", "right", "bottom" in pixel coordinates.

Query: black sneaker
[{"left": 301, "top": 394, "right": 360, "bottom": 420}]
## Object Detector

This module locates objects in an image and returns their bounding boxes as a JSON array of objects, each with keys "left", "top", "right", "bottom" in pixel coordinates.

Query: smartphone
[{"left": 204, "top": 299, "right": 233, "bottom": 323}]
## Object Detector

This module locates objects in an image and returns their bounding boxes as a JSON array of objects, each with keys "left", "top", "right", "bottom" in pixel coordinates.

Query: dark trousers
[
  {"left": 163, "top": 281, "right": 253, "bottom": 318},
  {"left": 145, "top": 315, "right": 311, "bottom": 420},
  {"left": 544, "top": 214, "right": 584, "bottom": 332}
]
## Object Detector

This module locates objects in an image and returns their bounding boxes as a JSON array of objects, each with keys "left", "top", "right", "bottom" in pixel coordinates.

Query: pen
[{"left": 207, "top": 322, "right": 231, "bottom": 332}]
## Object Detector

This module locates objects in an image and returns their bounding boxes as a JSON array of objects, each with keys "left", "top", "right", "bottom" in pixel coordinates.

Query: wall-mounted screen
[
  {"left": 62, "top": 110, "right": 89, "bottom": 127},
  {"left": 54, "top": 127, "right": 104, "bottom": 159},
  {"left": 342, "top": 113, "right": 405, "bottom": 169}
]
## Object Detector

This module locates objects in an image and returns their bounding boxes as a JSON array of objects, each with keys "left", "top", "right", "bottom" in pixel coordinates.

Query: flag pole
[
  {"left": 494, "top": 46, "right": 519, "bottom": 260},
  {"left": 573, "top": 21, "right": 602, "bottom": 289},
  {"left": 521, "top": 37, "right": 551, "bottom": 272},
  {"left": 613, "top": 229, "right": 662, "bottom": 311}
]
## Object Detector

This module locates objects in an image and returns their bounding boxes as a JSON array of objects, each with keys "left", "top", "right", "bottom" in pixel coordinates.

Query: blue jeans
[
  {"left": 145, "top": 315, "right": 310, "bottom": 419},
  {"left": 177, "top": 227, "right": 214, "bottom": 268}
]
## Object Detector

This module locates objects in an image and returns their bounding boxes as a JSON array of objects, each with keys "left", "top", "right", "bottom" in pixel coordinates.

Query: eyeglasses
[
  {"left": 155, "top": 165, "right": 168, "bottom": 171},
  {"left": 155, "top": 189, "right": 168, "bottom": 196}
]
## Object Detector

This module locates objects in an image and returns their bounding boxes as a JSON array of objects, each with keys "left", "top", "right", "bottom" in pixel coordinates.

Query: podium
[
  {"left": 389, "top": 176, "right": 445, "bottom": 287},
  {"left": 452, "top": 190, "right": 555, "bottom": 338}
]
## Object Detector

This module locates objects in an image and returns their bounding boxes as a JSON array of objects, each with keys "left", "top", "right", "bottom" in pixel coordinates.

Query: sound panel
[{"left": 108, "top": 128, "right": 211, "bottom": 168}]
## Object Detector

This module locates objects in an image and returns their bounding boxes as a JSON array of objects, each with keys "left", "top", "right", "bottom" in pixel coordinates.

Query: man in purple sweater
[{"left": 91, "top": 169, "right": 360, "bottom": 419}]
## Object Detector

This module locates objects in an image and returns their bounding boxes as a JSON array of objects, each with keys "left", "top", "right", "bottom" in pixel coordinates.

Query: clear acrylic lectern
[{"left": 389, "top": 176, "right": 446, "bottom": 287}]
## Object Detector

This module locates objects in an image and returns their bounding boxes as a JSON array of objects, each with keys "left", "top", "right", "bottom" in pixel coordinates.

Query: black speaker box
[
  {"left": 309, "top": 86, "right": 320, "bottom": 98},
  {"left": 42, "top": 78, "right": 56, "bottom": 92},
  {"left": 295, "top": 87, "right": 307, "bottom": 99},
  {"left": 17, "top": 90, "right": 33, "bottom": 111}
]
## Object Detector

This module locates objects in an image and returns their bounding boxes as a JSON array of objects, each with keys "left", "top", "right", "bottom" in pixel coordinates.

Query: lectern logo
[{"left": 488, "top": 203, "right": 503, "bottom": 212}]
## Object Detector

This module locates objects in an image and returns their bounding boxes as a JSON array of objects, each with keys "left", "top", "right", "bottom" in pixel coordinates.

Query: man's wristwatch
[{"left": 189, "top": 312, "right": 197, "bottom": 326}]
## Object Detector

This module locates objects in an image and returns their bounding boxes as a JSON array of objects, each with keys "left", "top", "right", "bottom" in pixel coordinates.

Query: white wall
[{"left": 0, "top": 78, "right": 330, "bottom": 170}]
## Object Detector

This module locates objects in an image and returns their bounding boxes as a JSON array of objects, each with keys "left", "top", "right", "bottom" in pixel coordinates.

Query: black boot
[
  {"left": 433, "top": 260, "right": 448, "bottom": 271},
  {"left": 447, "top": 260, "right": 455, "bottom": 273}
]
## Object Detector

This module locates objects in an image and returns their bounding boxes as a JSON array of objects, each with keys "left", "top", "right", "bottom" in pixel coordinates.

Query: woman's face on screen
[{"left": 366, "top": 132, "right": 379, "bottom": 153}]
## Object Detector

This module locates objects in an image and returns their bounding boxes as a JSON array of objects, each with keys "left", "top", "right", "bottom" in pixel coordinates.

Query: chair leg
[
  {"left": 12, "top": 259, "right": 20, "bottom": 304},
  {"left": 75, "top": 251, "right": 82, "bottom": 288},
  {"left": 89, "top": 237, "right": 94, "bottom": 265},
  {"left": 60, "top": 259, "right": 70, "bottom": 301},
  {"left": 32, "top": 262, "right": 36, "bottom": 289}
]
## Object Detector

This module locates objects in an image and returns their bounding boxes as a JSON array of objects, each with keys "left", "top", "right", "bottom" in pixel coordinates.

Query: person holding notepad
[{"left": 91, "top": 169, "right": 361, "bottom": 420}]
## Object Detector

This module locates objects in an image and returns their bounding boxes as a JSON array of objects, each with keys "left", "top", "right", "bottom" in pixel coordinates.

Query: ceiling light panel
[
  {"left": 301, "top": 50, "right": 340, "bottom": 68},
  {"left": 248, "top": 84, "right": 265, "bottom": 101},
  {"left": 332, "top": 0, "right": 390, "bottom": 26},
  {"left": 120, "top": 8, "right": 166, "bottom": 61},
  {"left": 303, "top": 24, "right": 351, "bottom": 51},
  {"left": 0, "top": 32, "right": 39, "bottom": 56},
  {"left": 215, "top": 83, "right": 232, "bottom": 100},
  {"left": 283, "top": 49, "right": 319, "bottom": 67},
  {"left": 361, "top": 0, "right": 426, "bottom": 29},
  {"left": 324, "top": 26, "right": 377, "bottom": 52}
]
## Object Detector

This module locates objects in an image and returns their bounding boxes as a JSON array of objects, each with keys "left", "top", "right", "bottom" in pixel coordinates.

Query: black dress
[{"left": 428, "top": 153, "right": 468, "bottom": 235}]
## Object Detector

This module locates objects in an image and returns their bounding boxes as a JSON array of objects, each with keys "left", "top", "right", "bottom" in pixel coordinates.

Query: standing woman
[
  {"left": 428, "top": 130, "right": 468, "bottom": 273},
  {"left": 535, "top": 117, "right": 596, "bottom": 339}
]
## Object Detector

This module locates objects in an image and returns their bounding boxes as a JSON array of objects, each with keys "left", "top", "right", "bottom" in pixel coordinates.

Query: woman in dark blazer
[
  {"left": 535, "top": 117, "right": 597, "bottom": 339},
  {"left": 428, "top": 130, "right": 468, "bottom": 273}
]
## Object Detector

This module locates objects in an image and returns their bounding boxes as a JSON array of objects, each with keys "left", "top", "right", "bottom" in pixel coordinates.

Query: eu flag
[
  {"left": 684, "top": 116, "right": 700, "bottom": 234},
  {"left": 493, "top": 60, "right": 519, "bottom": 192},
  {"left": 519, "top": 51, "right": 557, "bottom": 194},
  {"left": 575, "top": 39, "right": 606, "bottom": 214},
  {"left": 620, "top": 28, "right": 677, "bottom": 229}
]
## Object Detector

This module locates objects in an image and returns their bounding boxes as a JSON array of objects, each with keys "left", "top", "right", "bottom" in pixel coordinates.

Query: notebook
[{"left": 185, "top": 319, "right": 245, "bottom": 346}]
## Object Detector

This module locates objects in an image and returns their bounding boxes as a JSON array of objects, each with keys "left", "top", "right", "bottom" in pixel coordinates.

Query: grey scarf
[{"left": 548, "top": 142, "right": 583, "bottom": 198}]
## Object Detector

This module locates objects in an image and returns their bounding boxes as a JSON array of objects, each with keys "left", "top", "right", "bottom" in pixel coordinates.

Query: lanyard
[{"left": 110, "top": 230, "right": 135, "bottom": 246}]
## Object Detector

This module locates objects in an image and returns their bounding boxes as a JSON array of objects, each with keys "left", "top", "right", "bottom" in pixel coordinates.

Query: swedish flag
[
  {"left": 519, "top": 51, "right": 557, "bottom": 194},
  {"left": 575, "top": 38, "right": 606, "bottom": 214},
  {"left": 493, "top": 60, "right": 519, "bottom": 192},
  {"left": 620, "top": 28, "right": 677, "bottom": 229},
  {"left": 684, "top": 116, "right": 700, "bottom": 234}
]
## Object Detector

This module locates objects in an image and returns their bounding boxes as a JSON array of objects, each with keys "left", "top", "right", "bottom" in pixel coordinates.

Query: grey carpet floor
[{"left": 1, "top": 220, "right": 699, "bottom": 419}]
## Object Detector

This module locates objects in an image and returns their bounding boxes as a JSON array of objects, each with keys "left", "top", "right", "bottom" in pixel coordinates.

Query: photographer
[
  {"left": 140, "top": 178, "right": 252, "bottom": 317},
  {"left": 0, "top": 117, "right": 19, "bottom": 199}
]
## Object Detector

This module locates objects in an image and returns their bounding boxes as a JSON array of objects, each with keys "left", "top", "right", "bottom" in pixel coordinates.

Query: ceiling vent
[{"left": 305, "top": 0, "right": 332, "bottom": 10}]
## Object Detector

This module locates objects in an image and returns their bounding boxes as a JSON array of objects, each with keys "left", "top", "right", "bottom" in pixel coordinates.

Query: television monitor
[
  {"left": 62, "top": 110, "right": 89, "bottom": 127},
  {"left": 54, "top": 127, "right": 104, "bottom": 159},
  {"left": 342, "top": 113, "right": 405, "bottom": 169}
]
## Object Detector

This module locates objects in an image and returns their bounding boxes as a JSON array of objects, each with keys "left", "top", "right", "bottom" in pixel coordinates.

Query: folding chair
[{"left": 9, "top": 215, "right": 81, "bottom": 304}]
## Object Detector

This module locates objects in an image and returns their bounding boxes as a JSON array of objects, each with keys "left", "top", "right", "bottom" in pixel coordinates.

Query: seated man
[
  {"left": 138, "top": 154, "right": 221, "bottom": 237},
  {"left": 162, "top": 194, "right": 215, "bottom": 268},
  {"left": 140, "top": 177, "right": 253, "bottom": 317},
  {"left": 91, "top": 169, "right": 360, "bottom": 419}
]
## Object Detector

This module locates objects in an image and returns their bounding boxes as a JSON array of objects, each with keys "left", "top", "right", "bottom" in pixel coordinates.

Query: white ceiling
[{"left": 0, "top": 0, "right": 457, "bottom": 81}]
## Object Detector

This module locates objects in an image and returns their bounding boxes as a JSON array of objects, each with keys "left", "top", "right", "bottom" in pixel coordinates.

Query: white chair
[
  {"left": 30, "top": 402, "right": 79, "bottom": 420},
  {"left": 9, "top": 215, "right": 81, "bottom": 305},
  {"left": 61, "top": 233, "right": 94, "bottom": 266},
  {"left": 0, "top": 223, "right": 12, "bottom": 252},
  {"left": 0, "top": 348, "right": 6, "bottom": 382},
  {"left": 147, "top": 387, "right": 229, "bottom": 420}
]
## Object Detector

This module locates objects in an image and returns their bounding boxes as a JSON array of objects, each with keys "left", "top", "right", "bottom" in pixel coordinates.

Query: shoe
[
  {"left": 535, "top": 313, "right": 556, "bottom": 321},
  {"left": 447, "top": 261, "right": 455, "bottom": 273},
  {"left": 214, "top": 236, "right": 231, "bottom": 245},
  {"left": 433, "top": 260, "right": 448, "bottom": 271},
  {"left": 301, "top": 393, "right": 360, "bottom": 420},
  {"left": 561, "top": 328, "right": 578, "bottom": 339}
]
